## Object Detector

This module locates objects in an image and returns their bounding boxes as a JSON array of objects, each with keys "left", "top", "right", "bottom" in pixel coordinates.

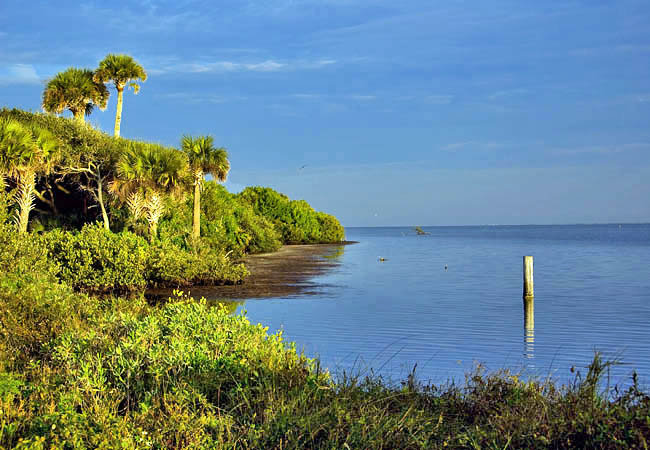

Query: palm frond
[
  {"left": 181, "top": 134, "right": 230, "bottom": 182},
  {"left": 42, "top": 67, "right": 109, "bottom": 118},
  {"left": 95, "top": 54, "right": 147, "bottom": 90}
]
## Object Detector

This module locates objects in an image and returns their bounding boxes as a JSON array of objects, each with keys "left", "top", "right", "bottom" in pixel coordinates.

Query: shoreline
[{"left": 147, "top": 241, "right": 357, "bottom": 301}]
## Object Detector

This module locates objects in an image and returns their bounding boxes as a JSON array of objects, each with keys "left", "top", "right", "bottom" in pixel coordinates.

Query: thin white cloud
[
  {"left": 488, "top": 88, "right": 529, "bottom": 100},
  {"left": 550, "top": 143, "right": 650, "bottom": 155},
  {"left": 0, "top": 64, "right": 40, "bottom": 85},
  {"left": 153, "top": 58, "right": 335, "bottom": 75},
  {"left": 442, "top": 141, "right": 506, "bottom": 152},
  {"left": 155, "top": 92, "right": 247, "bottom": 104},
  {"left": 291, "top": 93, "right": 323, "bottom": 99},
  {"left": 425, "top": 94, "right": 454, "bottom": 104},
  {"left": 347, "top": 95, "right": 376, "bottom": 101}
]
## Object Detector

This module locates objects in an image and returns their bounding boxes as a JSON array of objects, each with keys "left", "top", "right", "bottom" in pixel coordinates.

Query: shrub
[
  {"left": 0, "top": 224, "right": 92, "bottom": 369},
  {"left": 146, "top": 240, "right": 248, "bottom": 287},
  {"left": 42, "top": 223, "right": 150, "bottom": 292},
  {"left": 40, "top": 223, "right": 248, "bottom": 292},
  {"left": 238, "top": 186, "right": 345, "bottom": 244}
]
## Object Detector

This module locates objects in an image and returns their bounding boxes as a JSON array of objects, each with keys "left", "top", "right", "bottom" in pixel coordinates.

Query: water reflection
[
  {"left": 322, "top": 245, "right": 345, "bottom": 261},
  {"left": 523, "top": 296, "right": 535, "bottom": 367}
]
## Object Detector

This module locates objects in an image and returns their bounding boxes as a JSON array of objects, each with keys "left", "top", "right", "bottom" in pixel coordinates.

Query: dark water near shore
[{"left": 231, "top": 225, "right": 650, "bottom": 387}]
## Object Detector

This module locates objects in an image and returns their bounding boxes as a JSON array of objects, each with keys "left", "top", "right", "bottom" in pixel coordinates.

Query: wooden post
[
  {"left": 523, "top": 256, "right": 534, "bottom": 298},
  {"left": 523, "top": 255, "right": 534, "bottom": 330}
]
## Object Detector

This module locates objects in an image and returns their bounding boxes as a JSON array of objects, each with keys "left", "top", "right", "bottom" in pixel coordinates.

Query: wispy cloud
[
  {"left": 155, "top": 92, "right": 248, "bottom": 104},
  {"left": 441, "top": 141, "right": 506, "bottom": 152},
  {"left": 424, "top": 94, "right": 454, "bottom": 105},
  {"left": 347, "top": 95, "right": 376, "bottom": 101},
  {"left": 152, "top": 58, "right": 335, "bottom": 75},
  {"left": 291, "top": 93, "right": 323, "bottom": 99},
  {"left": 0, "top": 64, "right": 40, "bottom": 85},
  {"left": 550, "top": 143, "right": 650, "bottom": 155},
  {"left": 488, "top": 88, "right": 529, "bottom": 100}
]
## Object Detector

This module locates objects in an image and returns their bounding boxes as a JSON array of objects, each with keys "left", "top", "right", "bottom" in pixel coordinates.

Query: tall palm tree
[
  {"left": 111, "top": 142, "right": 187, "bottom": 240},
  {"left": 42, "top": 68, "right": 109, "bottom": 122},
  {"left": 94, "top": 54, "right": 147, "bottom": 137},
  {"left": 181, "top": 135, "right": 230, "bottom": 239},
  {"left": 0, "top": 118, "right": 59, "bottom": 232}
]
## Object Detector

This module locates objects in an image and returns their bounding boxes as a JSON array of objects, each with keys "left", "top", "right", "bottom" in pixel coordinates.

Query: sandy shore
[{"left": 147, "top": 242, "right": 356, "bottom": 301}]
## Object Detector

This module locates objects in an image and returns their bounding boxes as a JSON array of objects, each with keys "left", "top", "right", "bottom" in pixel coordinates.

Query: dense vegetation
[
  {"left": 1, "top": 224, "right": 649, "bottom": 448},
  {"left": 0, "top": 108, "right": 344, "bottom": 292}
]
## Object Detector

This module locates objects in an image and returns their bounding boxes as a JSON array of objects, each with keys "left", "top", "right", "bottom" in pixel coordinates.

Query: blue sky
[{"left": 1, "top": 0, "right": 650, "bottom": 225}]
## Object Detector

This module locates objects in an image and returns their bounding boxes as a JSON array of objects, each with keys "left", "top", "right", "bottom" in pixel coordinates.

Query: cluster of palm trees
[
  {"left": 0, "top": 119, "right": 230, "bottom": 241},
  {"left": 42, "top": 54, "right": 146, "bottom": 137},
  {"left": 113, "top": 135, "right": 230, "bottom": 241},
  {"left": 2, "top": 53, "right": 231, "bottom": 240}
]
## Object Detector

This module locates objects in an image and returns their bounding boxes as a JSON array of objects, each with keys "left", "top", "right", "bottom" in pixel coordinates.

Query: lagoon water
[{"left": 231, "top": 225, "right": 650, "bottom": 387}]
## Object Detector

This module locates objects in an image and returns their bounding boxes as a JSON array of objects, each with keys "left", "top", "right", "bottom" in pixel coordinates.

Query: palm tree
[
  {"left": 0, "top": 118, "right": 59, "bottom": 232},
  {"left": 94, "top": 54, "right": 147, "bottom": 137},
  {"left": 181, "top": 135, "right": 230, "bottom": 239},
  {"left": 42, "top": 68, "right": 109, "bottom": 122},
  {"left": 111, "top": 142, "right": 187, "bottom": 240}
]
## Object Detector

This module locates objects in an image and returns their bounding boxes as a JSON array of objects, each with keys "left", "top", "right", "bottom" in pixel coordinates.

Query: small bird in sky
[
  {"left": 445, "top": 264, "right": 448, "bottom": 271},
  {"left": 298, "top": 164, "right": 307, "bottom": 170}
]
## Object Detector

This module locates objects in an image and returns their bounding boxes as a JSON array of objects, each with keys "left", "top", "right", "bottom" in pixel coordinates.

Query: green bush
[
  {"left": 41, "top": 223, "right": 248, "bottom": 292},
  {"left": 158, "top": 182, "right": 282, "bottom": 257},
  {"left": 0, "top": 224, "right": 92, "bottom": 369},
  {"left": 238, "top": 186, "right": 344, "bottom": 244},
  {"left": 42, "top": 223, "right": 150, "bottom": 292},
  {"left": 146, "top": 240, "right": 248, "bottom": 287}
]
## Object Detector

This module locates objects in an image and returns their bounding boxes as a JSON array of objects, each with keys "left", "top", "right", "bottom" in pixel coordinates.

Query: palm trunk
[
  {"left": 146, "top": 192, "right": 164, "bottom": 242},
  {"left": 96, "top": 169, "right": 110, "bottom": 231},
  {"left": 192, "top": 172, "right": 202, "bottom": 239},
  {"left": 16, "top": 172, "right": 36, "bottom": 233},
  {"left": 114, "top": 87, "right": 124, "bottom": 137}
]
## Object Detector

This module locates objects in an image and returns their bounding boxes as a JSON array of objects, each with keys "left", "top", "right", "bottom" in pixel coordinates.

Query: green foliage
[
  {"left": 41, "top": 67, "right": 109, "bottom": 120},
  {"left": 181, "top": 134, "right": 229, "bottom": 182},
  {"left": 201, "top": 182, "right": 282, "bottom": 255},
  {"left": 2, "top": 281, "right": 649, "bottom": 448},
  {"left": 146, "top": 240, "right": 248, "bottom": 287},
  {"left": 41, "top": 223, "right": 247, "bottom": 292},
  {"left": 94, "top": 53, "right": 147, "bottom": 91},
  {"left": 238, "top": 186, "right": 345, "bottom": 244},
  {"left": 42, "top": 223, "right": 150, "bottom": 292},
  {"left": 0, "top": 224, "right": 92, "bottom": 369}
]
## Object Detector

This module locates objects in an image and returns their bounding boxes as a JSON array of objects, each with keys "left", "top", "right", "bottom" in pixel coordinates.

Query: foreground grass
[{"left": 1, "top": 287, "right": 649, "bottom": 449}]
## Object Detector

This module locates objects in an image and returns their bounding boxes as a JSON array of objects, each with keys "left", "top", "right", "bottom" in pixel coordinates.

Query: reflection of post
[
  {"left": 524, "top": 296, "right": 534, "bottom": 330},
  {"left": 523, "top": 256, "right": 535, "bottom": 362}
]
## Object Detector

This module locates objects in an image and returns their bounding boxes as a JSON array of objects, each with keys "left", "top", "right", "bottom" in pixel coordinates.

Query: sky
[{"left": 1, "top": 0, "right": 650, "bottom": 226}]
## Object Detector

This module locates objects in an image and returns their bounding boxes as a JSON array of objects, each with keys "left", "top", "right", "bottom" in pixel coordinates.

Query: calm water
[{"left": 230, "top": 225, "right": 650, "bottom": 387}]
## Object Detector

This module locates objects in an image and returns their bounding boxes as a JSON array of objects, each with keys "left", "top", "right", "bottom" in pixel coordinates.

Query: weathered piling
[
  {"left": 523, "top": 256, "right": 534, "bottom": 329},
  {"left": 523, "top": 256, "right": 534, "bottom": 298}
]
